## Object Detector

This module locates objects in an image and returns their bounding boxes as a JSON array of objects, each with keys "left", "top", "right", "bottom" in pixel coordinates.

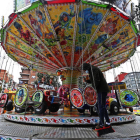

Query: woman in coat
[{"left": 82, "top": 63, "right": 111, "bottom": 129}]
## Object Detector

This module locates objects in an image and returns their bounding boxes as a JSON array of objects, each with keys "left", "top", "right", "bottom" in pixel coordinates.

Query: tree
[
  {"left": 37, "top": 73, "right": 43, "bottom": 82},
  {"left": 34, "top": 73, "right": 61, "bottom": 89}
]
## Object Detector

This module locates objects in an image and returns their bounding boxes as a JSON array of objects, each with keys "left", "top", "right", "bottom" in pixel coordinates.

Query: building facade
[
  {"left": 122, "top": 72, "right": 140, "bottom": 95},
  {"left": 0, "top": 70, "right": 12, "bottom": 84},
  {"left": 18, "top": 67, "right": 37, "bottom": 87},
  {"left": 0, "top": 69, "right": 15, "bottom": 92},
  {"left": 114, "top": 72, "right": 140, "bottom": 97}
]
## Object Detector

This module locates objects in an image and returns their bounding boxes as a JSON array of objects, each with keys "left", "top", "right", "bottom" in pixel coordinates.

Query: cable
[
  {"left": 2, "top": 56, "right": 9, "bottom": 93},
  {"left": 5, "top": 59, "right": 12, "bottom": 91},
  {"left": 129, "top": 58, "right": 139, "bottom": 93}
]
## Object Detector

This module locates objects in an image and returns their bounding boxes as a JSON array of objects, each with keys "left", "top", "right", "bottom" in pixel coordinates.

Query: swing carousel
[{"left": 0, "top": 0, "right": 139, "bottom": 125}]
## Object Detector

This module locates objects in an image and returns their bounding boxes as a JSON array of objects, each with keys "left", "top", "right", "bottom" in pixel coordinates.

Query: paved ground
[{"left": 1, "top": 115, "right": 140, "bottom": 140}]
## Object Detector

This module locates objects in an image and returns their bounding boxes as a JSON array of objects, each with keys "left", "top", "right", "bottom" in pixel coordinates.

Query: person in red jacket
[{"left": 82, "top": 63, "right": 111, "bottom": 129}]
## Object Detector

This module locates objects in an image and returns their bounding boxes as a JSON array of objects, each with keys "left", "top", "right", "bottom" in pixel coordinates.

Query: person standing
[{"left": 82, "top": 63, "right": 111, "bottom": 129}]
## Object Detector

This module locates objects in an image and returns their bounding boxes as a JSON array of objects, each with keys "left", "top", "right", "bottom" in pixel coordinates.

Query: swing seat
[
  {"left": 26, "top": 100, "right": 42, "bottom": 106},
  {"left": 26, "top": 100, "right": 34, "bottom": 106}
]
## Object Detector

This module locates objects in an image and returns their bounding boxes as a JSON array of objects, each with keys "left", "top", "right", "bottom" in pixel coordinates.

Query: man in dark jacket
[{"left": 82, "top": 63, "right": 110, "bottom": 129}]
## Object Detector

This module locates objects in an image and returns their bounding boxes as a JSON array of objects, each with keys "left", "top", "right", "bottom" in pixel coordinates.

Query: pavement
[{"left": 1, "top": 114, "right": 140, "bottom": 140}]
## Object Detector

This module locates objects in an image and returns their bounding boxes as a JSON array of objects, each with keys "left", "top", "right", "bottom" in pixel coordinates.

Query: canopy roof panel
[{"left": 1, "top": 0, "right": 138, "bottom": 73}]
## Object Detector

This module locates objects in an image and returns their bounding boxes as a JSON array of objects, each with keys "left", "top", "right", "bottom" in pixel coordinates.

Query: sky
[
  {"left": 0, "top": 0, "right": 139, "bottom": 83},
  {"left": 0, "top": 0, "right": 22, "bottom": 83}
]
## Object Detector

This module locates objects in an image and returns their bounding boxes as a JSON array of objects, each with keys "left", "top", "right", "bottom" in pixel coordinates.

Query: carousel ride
[{"left": 0, "top": 0, "right": 139, "bottom": 125}]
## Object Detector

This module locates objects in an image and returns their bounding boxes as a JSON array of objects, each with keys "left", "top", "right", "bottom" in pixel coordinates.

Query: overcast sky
[
  {"left": 0, "top": 0, "right": 139, "bottom": 83},
  {"left": 0, "top": 0, "right": 22, "bottom": 83}
]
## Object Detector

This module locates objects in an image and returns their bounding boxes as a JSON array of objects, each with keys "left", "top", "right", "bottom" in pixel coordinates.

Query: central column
[{"left": 61, "top": 70, "right": 81, "bottom": 90}]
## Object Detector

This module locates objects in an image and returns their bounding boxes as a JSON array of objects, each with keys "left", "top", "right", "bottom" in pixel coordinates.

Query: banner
[{"left": 16, "top": 0, "right": 38, "bottom": 11}]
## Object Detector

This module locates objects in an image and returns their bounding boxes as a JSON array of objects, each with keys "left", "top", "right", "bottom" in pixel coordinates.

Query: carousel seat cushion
[{"left": 26, "top": 101, "right": 34, "bottom": 106}]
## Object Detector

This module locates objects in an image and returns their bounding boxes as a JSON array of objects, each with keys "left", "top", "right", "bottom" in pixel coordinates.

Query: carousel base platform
[{"left": 4, "top": 108, "right": 135, "bottom": 125}]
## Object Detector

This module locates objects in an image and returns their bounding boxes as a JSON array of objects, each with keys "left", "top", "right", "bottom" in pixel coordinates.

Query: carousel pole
[
  {"left": 11, "top": 62, "right": 14, "bottom": 87},
  {"left": 61, "top": 69, "right": 81, "bottom": 89}
]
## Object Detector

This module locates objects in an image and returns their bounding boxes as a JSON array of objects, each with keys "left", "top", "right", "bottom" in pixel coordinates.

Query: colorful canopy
[{"left": 1, "top": 0, "right": 139, "bottom": 73}]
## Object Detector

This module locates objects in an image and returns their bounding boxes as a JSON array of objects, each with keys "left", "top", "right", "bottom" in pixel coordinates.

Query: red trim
[
  {"left": 97, "top": 132, "right": 99, "bottom": 137},
  {"left": 7, "top": 13, "right": 17, "bottom": 27},
  {"left": 95, "top": 126, "right": 105, "bottom": 131},
  {"left": 137, "top": 35, "right": 140, "bottom": 46},
  {"left": 110, "top": 7, "right": 129, "bottom": 20},
  {"left": 112, "top": 128, "right": 115, "bottom": 132},
  {"left": 46, "top": 0, "right": 75, "bottom": 4}
]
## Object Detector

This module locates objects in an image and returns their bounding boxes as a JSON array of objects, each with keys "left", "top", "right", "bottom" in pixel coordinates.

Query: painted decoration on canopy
[
  {"left": 120, "top": 89, "right": 139, "bottom": 107},
  {"left": 6, "top": 33, "right": 60, "bottom": 69},
  {"left": 99, "top": 58, "right": 128, "bottom": 72},
  {"left": 15, "top": 87, "right": 28, "bottom": 107},
  {"left": 74, "top": 4, "right": 108, "bottom": 65},
  {"left": 92, "top": 38, "right": 136, "bottom": 67},
  {"left": 96, "top": 40, "right": 135, "bottom": 67},
  {"left": 6, "top": 48, "right": 60, "bottom": 75},
  {"left": 8, "top": 19, "right": 62, "bottom": 67},
  {"left": 47, "top": 3, "right": 76, "bottom": 66},
  {"left": 0, "top": 94, "right": 8, "bottom": 108},
  {"left": 32, "top": 90, "right": 44, "bottom": 108},
  {"left": 94, "top": 25, "right": 136, "bottom": 60},
  {"left": 1, "top": 0, "right": 138, "bottom": 73},
  {"left": 77, "top": 10, "right": 128, "bottom": 66},
  {"left": 84, "top": 86, "right": 97, "bottom": 106},
  {"left": 20, "top": 3, "right": 77, "bottom": 66},
  {"left": 70, "top": 88, "right": 84, "bottom": 108}
]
